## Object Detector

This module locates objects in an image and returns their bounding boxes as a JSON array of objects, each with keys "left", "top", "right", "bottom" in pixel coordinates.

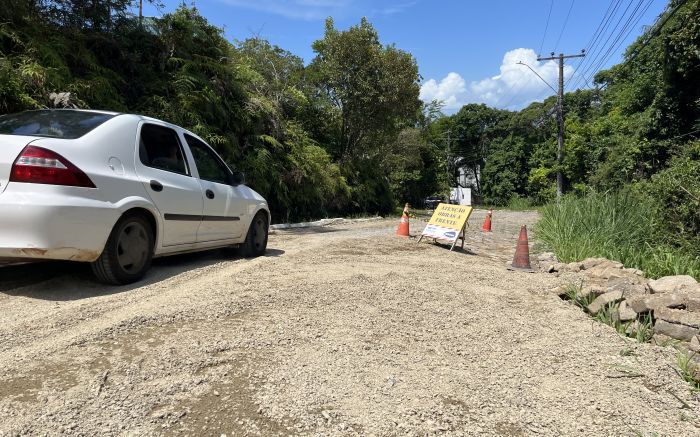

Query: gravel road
[{"left": 1, "top": 210, "right": 698, "bottom": 436}]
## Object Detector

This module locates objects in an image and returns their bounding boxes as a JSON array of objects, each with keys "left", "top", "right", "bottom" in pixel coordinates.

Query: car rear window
[{"left": 0, "top": 110, "right": 115, "bottom": 139}]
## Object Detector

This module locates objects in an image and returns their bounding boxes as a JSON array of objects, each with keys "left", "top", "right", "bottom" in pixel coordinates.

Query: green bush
[
  {"left": 537, "top": 192, "right": 652, "bottom": 262},
  {"left": 506, "top": 196, "right": 535, "bottom": 211},
  {"left": 637, "top": 141, "right": 700, "bottom": 257},
  {"left": 537, "top": 191, "right": 700, "bottom": 280}
]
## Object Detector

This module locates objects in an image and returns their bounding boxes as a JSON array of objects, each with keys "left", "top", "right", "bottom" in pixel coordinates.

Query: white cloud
[
  {"left": 216, "top": 0, "right": 352, "bottom": 20},
  {"left": 420, "top": 48, "right": 575, "bottom": 112},
  {"left": 216, "top": 0, "right": 417, "bottom": 20},
  {"left": 419, "top": 72, "right": 466, "bottom": 111},
  {"left": 373, "top": 1, "right": 418, "bottom": 15}
]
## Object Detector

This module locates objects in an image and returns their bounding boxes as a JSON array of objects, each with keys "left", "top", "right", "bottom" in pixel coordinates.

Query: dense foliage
[
  {"left": 0, "top": 1, "right": 442, "bottom": 222},
  {"left": 433, "top": 0, "right": 699, "bottom": 209},
  {"left": 538, "top": 191, "right": 700, "bottom": 280},
  {"left": 429, "top": 0, "right": 699, "bottom": 273},
  {"left": 1, "top": 0, "right": 697, "bottom": 264}
]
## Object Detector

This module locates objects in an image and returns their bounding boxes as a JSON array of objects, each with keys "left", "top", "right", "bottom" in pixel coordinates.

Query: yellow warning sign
[{"left": 421, "top": 203, "right": 473, "bottom": 243}]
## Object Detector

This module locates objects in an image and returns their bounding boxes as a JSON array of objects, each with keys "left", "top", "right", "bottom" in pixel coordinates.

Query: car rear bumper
[{"left": 0, "top": 190, "right": 119, "bottom": 262}]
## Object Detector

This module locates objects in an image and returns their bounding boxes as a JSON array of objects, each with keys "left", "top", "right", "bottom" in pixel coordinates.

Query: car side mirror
[{"left": 230, "top": 171, "right": 245, "bottom": 186}]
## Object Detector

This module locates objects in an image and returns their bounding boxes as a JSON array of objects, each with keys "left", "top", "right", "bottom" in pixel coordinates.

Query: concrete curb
[{"left": 270, "top": 216, "right": 384, "bottom": 230}]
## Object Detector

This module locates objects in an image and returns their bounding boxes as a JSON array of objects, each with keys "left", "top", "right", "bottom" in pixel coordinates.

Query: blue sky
[{"left": 141, "top": 0, "right": 669, "bottom": 112}]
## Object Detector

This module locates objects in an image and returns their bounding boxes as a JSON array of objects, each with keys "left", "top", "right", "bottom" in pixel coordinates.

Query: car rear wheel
[
  {"left": 91, "top": 213, "right": 154, "bottom": 285},
  {"left": 239, "top": 212, "right": 268, "bottom": 257}
]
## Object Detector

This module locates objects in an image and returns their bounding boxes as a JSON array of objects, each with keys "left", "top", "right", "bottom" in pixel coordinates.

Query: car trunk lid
[{"left": 0, "top": 135, "right": 39, "bottom": 194}]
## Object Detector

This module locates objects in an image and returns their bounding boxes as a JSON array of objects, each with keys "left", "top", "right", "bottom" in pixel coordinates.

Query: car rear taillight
[{"left": 10, "top": 145, "right": 96, "bottom": 188}]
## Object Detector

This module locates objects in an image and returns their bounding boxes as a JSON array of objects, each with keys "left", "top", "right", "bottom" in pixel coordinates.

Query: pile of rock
[{"left": 540, "top": 255, "right": 700, "bottom": 352}]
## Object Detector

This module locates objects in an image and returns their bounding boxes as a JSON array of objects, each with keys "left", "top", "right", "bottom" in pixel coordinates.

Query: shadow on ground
[{"left": 0, "top": 247, "right": 285, "bottom": 300}]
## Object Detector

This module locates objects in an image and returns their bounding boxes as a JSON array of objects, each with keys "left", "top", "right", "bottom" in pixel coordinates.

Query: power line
[
  {"left": 538, "top": 0, "right": 554, "bottom": 56},
  {"left": 617, "top": 0, "right": 690, "bottom": 71},
  {"left": 667, "top": 128, "right": 700, "bottom": 142},
  {"left": 568, "top": 0, "right": 626, "bottom": 90},
  {"left": 581, "top": 0, "right": 653, "bottom": 86},
  {"left": 573, "top": 0, "right": 625, "bottom": 78},
  {"left": 501, "top": 82, "right": 530, "bottom": 110},
  {"left": 568, "top": 0, "right": 622, "bottom": 89},
  {"left": 575, "top": 0, "right": 640, "bottom": 88},
  {"left": 584, "top": 0, "right": 619, "bottom": 52},
  {"left": 553, "top": 0, "right": 576, "bottom": 53}
]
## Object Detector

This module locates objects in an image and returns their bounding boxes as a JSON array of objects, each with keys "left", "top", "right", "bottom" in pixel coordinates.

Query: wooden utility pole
[
  {"left": 445, "top": 129, "right": 452, "bottom": 201},
  {"left": 537, "top": 51, "right": 585, "bottom": 200}
]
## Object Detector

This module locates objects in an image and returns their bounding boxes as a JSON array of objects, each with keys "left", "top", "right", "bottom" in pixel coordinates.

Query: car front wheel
[
  {"left": 91, "top": 213, "right": 154, "bottom": 285},
  {"left": 239, "top": 212, "right": 268, "bottom": 257}
]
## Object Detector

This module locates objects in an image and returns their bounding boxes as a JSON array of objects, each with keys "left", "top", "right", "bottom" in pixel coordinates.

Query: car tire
[
  {"left": 239, "top": 212, "right": 268, "bottom": 257},
  {"left": 91, "top": 213, "right": 154, "bottom": 285}
]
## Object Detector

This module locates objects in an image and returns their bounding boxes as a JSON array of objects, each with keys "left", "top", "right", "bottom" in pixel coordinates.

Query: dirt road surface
[{"left": 1, "top": 210, "right": 698, "bottom": 436}]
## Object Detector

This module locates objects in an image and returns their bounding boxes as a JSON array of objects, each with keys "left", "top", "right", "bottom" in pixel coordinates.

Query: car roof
[
  {"left": 114, "top": 114, "right": 211, "bottom": 145},
  {"left": 19, "top": 108, "right": 122, "bottom": 116},
  {"left": 24, "top": 110, "right": 210, "bottom": 146}
]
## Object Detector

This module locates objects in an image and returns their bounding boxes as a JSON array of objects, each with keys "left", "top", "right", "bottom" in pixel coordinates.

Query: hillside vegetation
[
  {"left": 1, "top": 1, "right": 442, "bottom": 222},
  {"left": 426, "top": 0, "right": 699, "bottom": 276},
  {"left": 1, "top": 1, "right": 698, "bottom": 274}
]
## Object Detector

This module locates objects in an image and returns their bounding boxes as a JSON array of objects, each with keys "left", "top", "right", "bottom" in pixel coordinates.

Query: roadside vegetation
[
  {"left": 1, "top": 1, "right": 444, "bottom": 223},
  {"left": 1, "top": 1, "right": 698, "bottom": 245},
  {"left": 425, "top": 0, "right": 699, "bottom": 276},
  {"left": 428, "top": 0, "right": 699, "bottom": 209},
  {"left": 538, "top": 191, "right": 700, "bottom": 280}
]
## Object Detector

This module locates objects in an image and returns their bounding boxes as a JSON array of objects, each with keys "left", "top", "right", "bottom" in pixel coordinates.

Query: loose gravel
[{"left": 0, "top": 210, "right": 698, "bottom": 436}]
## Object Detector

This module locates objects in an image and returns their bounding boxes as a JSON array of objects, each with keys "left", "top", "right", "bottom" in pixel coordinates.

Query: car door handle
[
  {"left": 205, "top": 189, "right": 215, "bottom": 199},
  {"left": 150, "top": 180, "right": 163, "bottom": 192}
]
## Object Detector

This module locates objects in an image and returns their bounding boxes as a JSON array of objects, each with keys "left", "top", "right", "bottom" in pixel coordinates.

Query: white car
[{"left": 0, "top": 109, "right": 270, "bottom": 284}]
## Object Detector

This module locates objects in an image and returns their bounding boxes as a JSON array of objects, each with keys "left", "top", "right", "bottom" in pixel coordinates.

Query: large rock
[
  {"left": 654, "top": 319, "right": 698, "bottom": 341},
  {"left": 690, "top": 336, "right": 700, "bottom": 352},
  {"left": 648, "top": 275, "right": 698, "bottom": 294},
  {"left": 566, "top": 261, "right": 584, "bottom": 272},
  {"left": 627, "top": 293, "right": 688, "bottom": 313},
  {"left": 688, "top": 296, "right": 700, "bottom": 312},
  {"left": 622, "top": 267, "right": 644, "bottom": 277},
  {"left": 580, "top": 258, "right": 611, "bottom": 270},
  {"left": 655, "top": 307, "right": 700, "bottom": 329},
  {"left": 585, "top": 266, "right": 626, "bottom": 282},
  {"left": 605, "top": 277, "right": 646, "bottom": 298},
  {"left": 612, "top": 301, "right": 637, "bottom": 322},
  {"left": 549, "top": 262, "right": 568, "bottom": 274},
  {"left": 580, "top": 284, "right": 606, "bottom": 298},
  {"left": 652, "top": 332, "right": 676, "bottom": 346},
  {"left": 587, "top": 290, "right": 624, "bottom": 315}
]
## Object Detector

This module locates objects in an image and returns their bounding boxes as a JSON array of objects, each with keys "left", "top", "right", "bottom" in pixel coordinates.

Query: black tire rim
[
  {"left": 117, "top": 221, "right": 149, "bottom": 273},
  {"left": 252, "top": 217, "right": 267, "bottom": 250}
]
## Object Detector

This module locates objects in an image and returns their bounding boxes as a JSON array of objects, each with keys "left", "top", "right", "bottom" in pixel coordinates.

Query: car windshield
[{"left": 0, "top": 110, "right": 115, "bottom": 139}]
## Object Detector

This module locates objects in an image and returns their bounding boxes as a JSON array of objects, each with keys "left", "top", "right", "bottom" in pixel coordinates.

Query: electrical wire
[
  {"left": 538, "top": 0, "right": 554, "bottom": 57},
  {"left": 553, "top": 0, "right": 576, "bottom": 53},
  {"left": 568, "top": 0, "right": 626, "bottom": 90},
  {"left": 582, "top": 0, "right": 654, "bottom": 86},
  {"left": 575, "top": 0, "right": 640, "bottom": 88},
  {"left": 566, "top": 0, "right": 618, "bottom": 90},
  {"left": 618, "top": 0, "right": 690, "bottom": 71}
]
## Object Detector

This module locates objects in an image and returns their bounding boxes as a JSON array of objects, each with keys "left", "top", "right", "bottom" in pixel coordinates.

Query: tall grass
[{"left": 537, "top": 192, "right": 700, "bottom": 280}]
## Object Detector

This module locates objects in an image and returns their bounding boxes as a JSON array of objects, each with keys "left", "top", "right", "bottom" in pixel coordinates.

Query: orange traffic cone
[
  {"left": 481, "top": 209, "right": 493, "bottom": 232},
  {"left": 508, "top": 225, "right": 534, "bottom": 272},
  {"left": 396, "top": 203, "right": 410, "bottom": 237}
]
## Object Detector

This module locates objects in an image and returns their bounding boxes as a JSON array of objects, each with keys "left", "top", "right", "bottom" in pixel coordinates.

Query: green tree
[
  {"left": 310, "top": 17, "right": 421, "bottom": 162},
  {"left": 451, "top": 103, "right": 510, "bottom": 192}
]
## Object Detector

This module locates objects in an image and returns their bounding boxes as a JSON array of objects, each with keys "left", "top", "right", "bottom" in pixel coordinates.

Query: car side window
[
  {"left": 139, "top": 124, "right": 188, "bottom": 175},
  {"left": 184, "top": 134, "right": 230, "bottom": 185}
]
